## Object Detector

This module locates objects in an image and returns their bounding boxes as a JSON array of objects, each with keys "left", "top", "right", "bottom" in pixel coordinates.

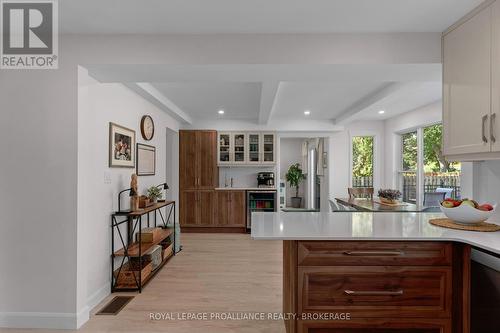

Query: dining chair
[
  {"left": 423, "top": 192, "right": 446, "bottom": 207},
  {"left": 336, "top": 200, "right": 358, "bottom": 211},
  {"left": 422, "top": 206, "right": 441, "bottom": 212},
  {"left": 436, "top": 187, "right": 453, "bottom": 199},
  {"left": 348, "top": 187, "right": 374, "bottom": 199}
]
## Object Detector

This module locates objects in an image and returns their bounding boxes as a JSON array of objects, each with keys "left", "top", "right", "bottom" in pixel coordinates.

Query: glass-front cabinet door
[
  {"left": 218, "top": 133, "right": 231, "bottom": 164},
  {"left": 263, "top": 133, "right": 275, "bottom": 163},
  {"left": 232, "top": 133, "right": 246, "bottom": 163},
  {"left": 248, "top": 133, "right": 261, "bottom": 163}
]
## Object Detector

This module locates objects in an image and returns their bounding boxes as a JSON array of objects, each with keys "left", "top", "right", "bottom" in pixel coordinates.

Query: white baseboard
[
  {"left": 87, "top": 283, "right": 110, "bottom": 314},
  {"left": 0, "top": 283, "right": 110, "bottom": 330},
  {"left": 0, "top": 311, "right": 78, "bottom": 330}
]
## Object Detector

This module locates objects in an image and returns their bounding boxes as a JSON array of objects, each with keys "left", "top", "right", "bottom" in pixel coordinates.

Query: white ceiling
[
  {"left": 87, "top": 64, "right": 442, "bottom": 125},
  {"left": 151, "top": 82, "right": 261, "bottom": 120},
  {"left": 61, "top": 0, "right": 483, "bottom": 34},
  {"left": 346, "top": 82, "right": 443, "bottom": 122},
  {"left": 272, "top": 82, "right": 387, "bottom": 120}
]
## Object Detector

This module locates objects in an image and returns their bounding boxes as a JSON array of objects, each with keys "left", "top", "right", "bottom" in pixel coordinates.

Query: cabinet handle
[
  {"left": 343, "top": 250, "right": 404, "bottom": 256},
  {"left": 491, "top": 113, "right": 497, "bottom": 144},
  {"left": 344, "top": 289, "right": 403, "bottom": 296},
  {"left": 482, "top": 114, "right": 489, "bottom": 143}
]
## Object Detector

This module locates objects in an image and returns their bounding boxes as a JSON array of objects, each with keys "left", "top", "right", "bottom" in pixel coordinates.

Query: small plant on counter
[
  {"left": 286, "top": 163, "right": 306, "bottom": 208},
  {"left": 378, "top": 189, "right": 402, "bottom": 204},
  {"left": 147, "top": 186, "right": 163, "bottom": 203}
]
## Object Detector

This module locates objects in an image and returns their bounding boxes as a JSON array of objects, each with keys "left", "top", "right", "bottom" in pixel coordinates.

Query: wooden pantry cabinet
[
  {"left": 179, "top": 130, "right": 246, "bottom": 232},
  {"left": 443, "top": 0, "right": 500, "bottom": 160},
  {"left": 179, "top": 130, "right": 218, "bottom": 229}
]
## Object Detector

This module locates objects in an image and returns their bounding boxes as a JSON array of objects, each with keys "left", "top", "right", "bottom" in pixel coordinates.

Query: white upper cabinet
[
  {"left": 218, "top": 133, "right": 231, "bottom": 164},
  {"left": 232, "top": 133, "right": 246, "bottom": 164},
  {"left": 247, "top": 133, "right": 262, "bottom": 164},
  {"left": 492, "top": 0, "right": 500, "bottom": 152},
  {"left": 262, "top": 133, "right": 276, "bottom": 164},
  {"left": 443, "top": 4, "right": 492, "bottom": 157},
  {"left": 217, "top": 132, "right": 275, "bottom": 166}
]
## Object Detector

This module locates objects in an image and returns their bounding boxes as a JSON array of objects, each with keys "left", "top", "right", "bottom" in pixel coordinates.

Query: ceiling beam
[
  {"left": 125, "top": 82, "right": 192, "bottom": 124},
  {"left": 258, "top": 81, "right": 281, "bottom": 125},
  {"left": 333, "top": 82, "right": 407, "bottom": 125}
]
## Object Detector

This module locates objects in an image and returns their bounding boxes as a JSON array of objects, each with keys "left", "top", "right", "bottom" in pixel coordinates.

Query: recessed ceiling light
[
  {"left": 304, "top": 110, "right": 311, "bottom": 116},
  {"left": 218, "top": 110, "right": 225, "bottom": 115},
  {"left": 378, "top": 110, "right": 385, "bottom": 114}
]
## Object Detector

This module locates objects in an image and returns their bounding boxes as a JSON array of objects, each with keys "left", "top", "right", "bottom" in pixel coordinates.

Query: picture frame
[
  {"left": 109, "top": 123, "right": 136, "bottom": 168},
  {"left": 136, "top": 143, "right": 156, "bottom": 176}
]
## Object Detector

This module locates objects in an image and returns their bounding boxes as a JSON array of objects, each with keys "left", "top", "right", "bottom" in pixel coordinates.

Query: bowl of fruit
[{"left": 440, "top": 198, "right": 496, "bottom": 225}]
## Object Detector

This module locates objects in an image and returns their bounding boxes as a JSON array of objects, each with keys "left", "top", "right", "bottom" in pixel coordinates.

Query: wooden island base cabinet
[{"left": 283, "top": 241, "right": 470, "bottom": 333}]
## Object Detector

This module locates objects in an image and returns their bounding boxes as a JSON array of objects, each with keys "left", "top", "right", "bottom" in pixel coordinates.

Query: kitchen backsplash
[
  {"left": 472, "top": 160, "right": 500, "bottom": 221},
  {"left": 219, "top": 167, "right": 276, "bottom": 188}
]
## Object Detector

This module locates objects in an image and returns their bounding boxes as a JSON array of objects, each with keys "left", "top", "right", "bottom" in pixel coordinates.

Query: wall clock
[{"left": 140, "top": 115, "right": 155, "bottom": 141}]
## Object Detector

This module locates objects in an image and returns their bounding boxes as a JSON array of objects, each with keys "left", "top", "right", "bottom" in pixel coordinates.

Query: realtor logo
[{"left": 0, "top": 0, "right": 58, "bottom": 69}]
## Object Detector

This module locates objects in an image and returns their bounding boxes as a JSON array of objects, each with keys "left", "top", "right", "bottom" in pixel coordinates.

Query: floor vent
[{"left": 96, "top": 296, "right": 134, "bottom": 315}]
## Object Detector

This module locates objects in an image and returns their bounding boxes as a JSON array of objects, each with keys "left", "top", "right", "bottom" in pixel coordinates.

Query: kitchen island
[{"left": 251, "top": 212, "right": 500, "bottom": 333}]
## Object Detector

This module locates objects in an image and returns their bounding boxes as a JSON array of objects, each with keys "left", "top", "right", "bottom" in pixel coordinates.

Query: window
[
  {"left": 352, "top": 136, "right": 374, "bottom": 188},
  {"left": 423, "top": 124, "right": 461, "bottom": 200},
  {"left": 399, "top": 124, "right": 461, "bottom": 205},
  {"left": 401, "top": 131, "right": 417, "bottom": 203}
]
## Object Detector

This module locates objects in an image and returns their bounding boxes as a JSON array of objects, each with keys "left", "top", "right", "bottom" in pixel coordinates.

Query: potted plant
[
  {"left": 147, "top": 186, "right": 163, "bottom": 204},
  {"left": 378, "top": 189, "right": 402, "bottom": 204},
  {"left": 286, "top": 163, "right": 306, "bottom": 208}
]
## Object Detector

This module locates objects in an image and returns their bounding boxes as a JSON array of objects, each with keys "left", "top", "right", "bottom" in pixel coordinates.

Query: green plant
[
  {"left": 286, "top": 163, "right": 306, "bottom": 197},
  {"left": 378, "top": 189, "right": 402, "bottom": 201},
  {"left": 147, "top": 186, "right": 163, "bottom": 201}
]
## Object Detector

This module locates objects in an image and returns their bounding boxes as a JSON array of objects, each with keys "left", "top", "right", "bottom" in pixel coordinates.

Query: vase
[
  {"left": 291, "top": 197, "right": 302, "bottom": 208},
  {"left": 379, "top": 197, "right": 399, "bottom": 205}
]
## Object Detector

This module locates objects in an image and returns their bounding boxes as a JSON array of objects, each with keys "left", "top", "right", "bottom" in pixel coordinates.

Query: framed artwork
[
  {"left": 109, "top": 123, "right": 136, "bottom": 168},
  {"left": 136, "top": 143, "right": 156, "bottom": 176}
]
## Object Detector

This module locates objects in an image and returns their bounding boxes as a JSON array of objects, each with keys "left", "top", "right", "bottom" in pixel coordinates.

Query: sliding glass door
[
  {"left": 400, "top": 131, "right": 417, "bottom": 203},
  {"left": 399, "top": 124, "right": 461, "bottom": 206}
]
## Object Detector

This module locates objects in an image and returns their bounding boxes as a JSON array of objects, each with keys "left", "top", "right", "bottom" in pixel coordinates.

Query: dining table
[{"left": 335, "top": 197, "right": 427, "bottom": 212}]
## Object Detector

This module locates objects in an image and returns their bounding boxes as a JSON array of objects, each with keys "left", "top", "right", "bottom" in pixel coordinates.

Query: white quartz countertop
[
  {"left": 214, "top": 187, "right": 276, "bottom": 191},
  {"left": 250, "top": 212, "right": 500, "bottom": 255}
]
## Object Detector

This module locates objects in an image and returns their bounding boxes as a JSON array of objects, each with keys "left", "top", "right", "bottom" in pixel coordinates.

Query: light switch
[{"left": 104, "top": 171, "right": 112, "bottom": 184}]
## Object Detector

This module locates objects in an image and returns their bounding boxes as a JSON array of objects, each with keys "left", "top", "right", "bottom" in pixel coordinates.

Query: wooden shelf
[
  {"left": 114, "top": 228, "right": 173, "bottom": 257},
  {"left": 114, "top": 245, "right": 174, "bottom": 290},
  {"left": 128, "top": 201, "right": 174, "bottom": 216}
]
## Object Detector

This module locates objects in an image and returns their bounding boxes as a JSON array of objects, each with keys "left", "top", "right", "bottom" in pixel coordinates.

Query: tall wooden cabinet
[
  {"left": 179, "top": 130, "right": 246, "bottom": 231},
  {"left": 180, "top": 130, "right": 218, "bottom": 190},
  {"left": 179, "top": 130, "right": 218, "bottom": 228},
  {"left": 443, "top": 0, "right": 500, "bottom": 160}
]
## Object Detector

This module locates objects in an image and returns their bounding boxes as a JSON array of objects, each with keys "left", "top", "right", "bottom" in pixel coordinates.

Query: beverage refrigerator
[{"left": 246, "top": 190, "right": 277, "bottom": 230}]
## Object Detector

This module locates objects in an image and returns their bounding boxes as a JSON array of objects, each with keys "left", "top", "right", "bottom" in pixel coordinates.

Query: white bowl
[{"left": 440, "top": 203, "right": 497, "bottom": 225}]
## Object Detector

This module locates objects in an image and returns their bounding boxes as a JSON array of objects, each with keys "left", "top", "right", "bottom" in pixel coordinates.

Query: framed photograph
[
  {"left": 109, "top": 123, "right": 136, "bottom": 168},
  {"left": 137, "top": 143, "right": 156, "bottom": 176}
]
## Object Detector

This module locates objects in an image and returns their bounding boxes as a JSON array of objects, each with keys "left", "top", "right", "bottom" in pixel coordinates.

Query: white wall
[
  {"left": 329, "top": 121, "right": 385, "bottom": 199},
  {"left": 0, "top": 33, "right": 440, "bottom": 329},
  {"left": 77, "top": 68, "right": 180, "bottom": 324},
  {"left": 280, "top": 138, "right": 306, "bottom": 207},
  {"left": 383, "top": 101, "right": 442, "bottom": 189},
  {"left": 218, "top": 167, "right": 275, "bottom": 188}
]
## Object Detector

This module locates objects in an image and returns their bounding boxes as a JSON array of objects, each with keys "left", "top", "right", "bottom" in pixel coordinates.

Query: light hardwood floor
[{"left": 1, "top": 234, "right": 285, "bottom": 333}]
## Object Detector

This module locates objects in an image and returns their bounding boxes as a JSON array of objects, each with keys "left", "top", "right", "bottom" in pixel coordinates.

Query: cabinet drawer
[
  {"left": 298, "top": 241, "right": 452, "bottom": 266},
  {"left": 298, "top": 266, "right": 451, "bottom": 318},
  {"left": 298, "top": 318, "right": 450, "bottom": 333}
]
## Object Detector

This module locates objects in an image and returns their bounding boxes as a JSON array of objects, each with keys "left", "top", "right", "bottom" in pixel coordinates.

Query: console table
[{"left": 111, "top": 200, "right": 176, "bottom": 292}]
